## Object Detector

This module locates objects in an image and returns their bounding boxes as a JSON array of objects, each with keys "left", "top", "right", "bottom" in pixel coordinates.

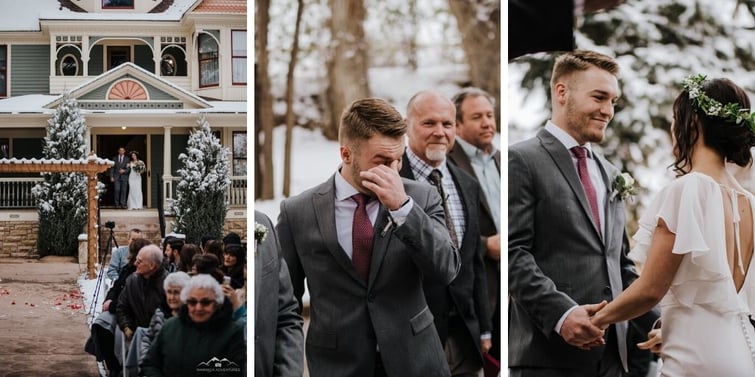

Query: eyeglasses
[{"left": 185, "top": 298, "right": 215, "bottom": 307}]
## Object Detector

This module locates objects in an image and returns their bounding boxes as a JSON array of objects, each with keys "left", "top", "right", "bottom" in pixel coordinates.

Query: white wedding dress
[
  {"left": 127, "top": 165, "right": 142, "bottom": 210},
  {"left": 630, "top": 172, "right": 755, "bottom": 376}
]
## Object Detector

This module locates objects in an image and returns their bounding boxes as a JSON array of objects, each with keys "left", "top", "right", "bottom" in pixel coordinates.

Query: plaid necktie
[{"left": 428, "top": 169, "right": 458, "bottom": 246}]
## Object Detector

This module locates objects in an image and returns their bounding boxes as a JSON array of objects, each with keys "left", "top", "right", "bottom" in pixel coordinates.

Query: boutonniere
[
  {"left": 254, "top": 222, "right": 268, "bottom": 256},
  {"left": 611, "top": 172, "right": 638, "bottom": 201},
  {"left": 254, "top": 222, "right": 268, "bottom": 244}
]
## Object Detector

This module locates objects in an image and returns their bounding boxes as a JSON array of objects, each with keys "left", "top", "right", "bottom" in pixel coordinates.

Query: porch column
[
  {"left": 82, "top": 35, "right": 90, "bottom": 77},
  {"left": 163, "top": 126, "right": 172, "bottom": 210},
  {"left": 49, "top": 37, "right": 56, "bottom": 77},
  {"left": 153, "top": 34, "right": 161, "bottom": 76}
]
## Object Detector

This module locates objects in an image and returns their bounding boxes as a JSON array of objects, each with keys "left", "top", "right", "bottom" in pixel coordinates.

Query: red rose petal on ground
[{"left": 11, "top": 301, "right": 15, "bottom": 305}]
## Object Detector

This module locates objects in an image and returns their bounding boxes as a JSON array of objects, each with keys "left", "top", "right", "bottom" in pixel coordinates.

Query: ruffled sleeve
[{"left": 629, "top": 173, "right": 739, "bottom": 311}]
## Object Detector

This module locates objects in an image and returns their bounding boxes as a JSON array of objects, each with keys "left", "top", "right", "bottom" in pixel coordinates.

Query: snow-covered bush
[
  {"left": 173, "top": 115, "right": 231, "bottom": 244},
  {"left": 32, "top": 92, "right": 88, "bottom": 257}
]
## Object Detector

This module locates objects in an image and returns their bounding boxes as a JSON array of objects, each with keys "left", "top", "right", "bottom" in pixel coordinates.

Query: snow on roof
[
  {"left": 0, "top": 0, "right": 199, "bottom": 32},
  {"left": 0, "top": 94, "right": 245, "bottom": 114},
  {"left": 0, "top": 157, "right": 114, "bottom": 166}
]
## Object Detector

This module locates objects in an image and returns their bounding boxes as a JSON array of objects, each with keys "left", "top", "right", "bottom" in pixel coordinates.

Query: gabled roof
[
  {"left": 44, "top": 62, "right": 211, "bottom": 109},
  {"left": 191, "top": 0, "right": 246, "bottom": 14}
]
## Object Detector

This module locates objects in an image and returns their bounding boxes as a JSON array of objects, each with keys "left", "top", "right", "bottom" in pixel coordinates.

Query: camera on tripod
[{"left": 105, "top": 221, "right": 116, "bottom": 230}]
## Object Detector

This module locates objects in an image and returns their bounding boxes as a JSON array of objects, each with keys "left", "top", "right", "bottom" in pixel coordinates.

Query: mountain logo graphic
[{"left": 196, "top": 357, "right": 241, "bottom": 372}]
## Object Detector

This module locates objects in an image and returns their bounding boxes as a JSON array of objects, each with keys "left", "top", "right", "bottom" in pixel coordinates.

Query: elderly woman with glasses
[
  {"left": 138, "top": 271, "right": 191, "bottom": 368},
  {"left": 140, "top": 274, "right": 246, "bottom": 376}
]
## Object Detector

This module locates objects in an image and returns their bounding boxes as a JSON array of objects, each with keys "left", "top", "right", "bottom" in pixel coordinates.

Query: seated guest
[
  {"left": 221, "top": 244, "right": 245, "bottom": 289},
  {"left": 203, "top": 239, "right": 224, "bottom": 264},
  {"left": 164, "top": 238, "right": 184, "bottom": 273},
  {"left": 191, "top": 253, "right": 224, "bottom": 282},
  {"left": 139, "top": 271, "right": 191, "bottom": 368},
  {"left": 222, "top": 231, "right": 242, "bottom": 247},
  {"left": 107, "top": 228, "right": 142, "bottom": 281},
  {"left": 222, "top": 264, "right": 247, "bottom": 331},
  {"left": 86, "top": 238, "right": 151, "bottom": 377},
  {"left": 176, "top": 243, "right": 200, "bottom": 273},
  {"left": 117, "top": 244, "right": 168, "bottom": 342},
  {"left": 141, "top": 274, "right": 246, "bottom": 376},
  {"left": 200, "top": 234, "right": 216, "bottom": 253}
]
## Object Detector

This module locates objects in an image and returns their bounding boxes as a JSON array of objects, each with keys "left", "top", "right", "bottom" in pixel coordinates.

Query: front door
[
  {"left": 107, "top": 46, "right": 131, "bottom": 70},
  {"left": 96, "top": 135, "right": 147, "bottom": 208}
]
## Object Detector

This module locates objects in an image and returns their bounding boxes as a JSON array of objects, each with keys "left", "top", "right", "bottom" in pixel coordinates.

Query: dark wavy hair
[{"left": 672, "top": 77, "right": 755, "bottom": 175}]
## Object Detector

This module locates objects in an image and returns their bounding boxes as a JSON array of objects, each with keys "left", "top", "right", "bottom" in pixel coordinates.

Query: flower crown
[{"left": 682, "top": 74, "right": 755, "bottom": 134}]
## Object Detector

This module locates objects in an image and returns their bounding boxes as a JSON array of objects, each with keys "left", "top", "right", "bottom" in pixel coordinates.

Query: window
[
  {"left": 161, "top": 54, "right": 176, "bottom": 76},
  {"left": 60, "top": 54, "right": 79, "bottom": 76},
  {"left": 198, "top": 34, "right": 219, "bottom": 87},
  {"left": 231, "top": 30, "right": 246, "bottom": 85},
  {"left": 232, "top": 131, "right": 247, "bottom": 176},
  {"left": 0, "top": 45, "right": 6, "bottom": 97},
  {"left": 103, "top": 0, "right": 133, "bottom": 8},
  {"left": 107, "top": 46, "right": 131, "bottom": 70}
]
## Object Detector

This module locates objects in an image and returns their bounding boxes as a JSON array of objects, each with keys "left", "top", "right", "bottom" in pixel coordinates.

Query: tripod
[{"left": 88, "top": 227, "right": 118, "bottom": 322}]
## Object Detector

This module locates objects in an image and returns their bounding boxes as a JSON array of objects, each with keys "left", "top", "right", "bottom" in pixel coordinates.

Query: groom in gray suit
[
  {"left": 508, "top": 50, "right": 658, "bottom": 377},
  {"left": 278, "top": 97, "right": 460, "bottom": 377}
]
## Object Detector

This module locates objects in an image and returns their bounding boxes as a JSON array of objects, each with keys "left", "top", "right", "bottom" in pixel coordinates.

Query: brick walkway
[{"left": 0, "top": 257, "right": 99, "bottom": 377}]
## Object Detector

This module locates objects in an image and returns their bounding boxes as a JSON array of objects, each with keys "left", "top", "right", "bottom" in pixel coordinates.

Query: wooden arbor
[{"left": 0, "top": 156, "right": 113, "bottom": 278}]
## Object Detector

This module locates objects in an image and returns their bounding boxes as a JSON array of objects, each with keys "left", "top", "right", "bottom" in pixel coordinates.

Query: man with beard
[
  {"left": 277, "top": 97, "right": 460, "bottom": 377},
  {"left": 399, "top": 90, "right": 491, "bottom": 377},
  {"left": 508, "top": 49, "right": 658, "bottom": 377}
]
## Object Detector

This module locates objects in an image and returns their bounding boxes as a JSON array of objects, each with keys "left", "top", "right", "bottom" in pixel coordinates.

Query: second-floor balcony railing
[{"left": 0, "top": 176, "right": 247, "bottom": 209}]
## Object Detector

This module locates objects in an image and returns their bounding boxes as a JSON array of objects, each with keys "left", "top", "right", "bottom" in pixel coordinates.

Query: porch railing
[
  {"left": 0, "top": 176, "right": 247, "bottom": 209},
  {"left": 0, "top": 177, "right": 42, "bottom": 208}
]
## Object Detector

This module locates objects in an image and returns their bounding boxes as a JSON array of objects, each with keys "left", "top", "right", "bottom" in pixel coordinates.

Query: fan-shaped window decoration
[
  {"left": 107, "top": 79, "right": 148, "bottom": 100},
  {"left": 60, "top": 54, "right": 79, "bottom": 76}
]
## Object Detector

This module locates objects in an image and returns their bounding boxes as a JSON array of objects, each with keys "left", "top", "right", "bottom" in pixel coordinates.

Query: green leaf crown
[{"left": 682, "top": 74, "right": 755, "bottom": 134}]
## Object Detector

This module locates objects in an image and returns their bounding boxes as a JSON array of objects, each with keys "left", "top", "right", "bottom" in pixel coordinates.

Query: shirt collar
[
  {"left": 335, "top": 167, "right": 361, "bottom": 202},
  {"left": 545, "top": 120, "right": 594, "bottom": 158},
  {"left": 455, "top": 137, "right": 497, "bottom": 160}
]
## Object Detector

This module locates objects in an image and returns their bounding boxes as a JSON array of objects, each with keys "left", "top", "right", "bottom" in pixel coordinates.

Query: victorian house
[{"left": 0, "top": 0, "right": 247, "bottom": 256}]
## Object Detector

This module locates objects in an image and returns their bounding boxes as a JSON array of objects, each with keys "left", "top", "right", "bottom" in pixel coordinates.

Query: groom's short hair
[
  {"left": 338, "top": 98, "right": 406, "bottom": 146},
  {"left": 550, "top": 49, "right": 620, "bottom": 90}
]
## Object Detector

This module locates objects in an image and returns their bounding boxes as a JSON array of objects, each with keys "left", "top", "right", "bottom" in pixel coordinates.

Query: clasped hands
[
  {"left": 559, "top": 301, "right": 608, "bottom": 350},
  {"left": 560, "top": 301, "right": 663, "bottom": 354}
]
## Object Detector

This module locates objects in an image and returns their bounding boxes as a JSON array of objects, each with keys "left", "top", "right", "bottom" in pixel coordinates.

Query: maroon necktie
[
  {"left": 571, "top": 146, "right": 601, "bottom": 233},
  {"left": 351, "top": 193, "right": 373, "bottom": 281}
]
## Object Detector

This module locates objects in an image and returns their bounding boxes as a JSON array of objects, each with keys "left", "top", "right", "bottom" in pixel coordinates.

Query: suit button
[
  {"left": 604, "top": 286, "right": 611, "bottom": 294},
  {"left": 368, "top": 293, "right": 375, "bottom": 302}
]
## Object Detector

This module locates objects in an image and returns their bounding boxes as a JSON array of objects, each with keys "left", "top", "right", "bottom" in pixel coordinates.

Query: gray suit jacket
[
  {"left": 111, "top": 154, "right": 130, "bottom": 181},
  {"left": 399, "top": 155, "right": 491, "bottom": 360},
  {"left": 508, "top": 129, "right": 658, "bottom": 371},
  {"left": 254, "top": 210, "right": 304, "bottom": 377},
  {"left": 277, "top": 174, "right": 460, "bottom": 377}
]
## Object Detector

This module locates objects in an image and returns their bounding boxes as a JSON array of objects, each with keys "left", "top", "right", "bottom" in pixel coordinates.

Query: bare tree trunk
[
  {"left": 324, "top": 0, "right": 370, "bottom": 141},
  {"left": 255, "top": 0, "right": 275, "bottom": 200},
  {"left": 406, "top": 0, "right": 419, "bottom": 71},
  {"left": 448, "top": 0, "right": 501, "bottom": 120},
  {"left": 283, "top": 0, "right": 305, "bottom": 198}
]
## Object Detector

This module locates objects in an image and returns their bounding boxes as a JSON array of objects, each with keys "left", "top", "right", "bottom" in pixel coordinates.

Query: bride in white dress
[
  {"left": 591, "top": 76, "right": 755, "bottom": 376},
  {"left": 127, "top": 151, "right": 144, "bottom": 210}
]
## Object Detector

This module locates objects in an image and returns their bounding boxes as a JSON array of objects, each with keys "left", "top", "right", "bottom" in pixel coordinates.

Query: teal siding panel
[
  {"left": 89, "top": 45, "right": 104, "bottom": 76},
  {"left": 10, "top": 45, "right": 50, "bottom": 96},
  {"left": 134, "top": 45, "right": 154, "bottom": 73}
]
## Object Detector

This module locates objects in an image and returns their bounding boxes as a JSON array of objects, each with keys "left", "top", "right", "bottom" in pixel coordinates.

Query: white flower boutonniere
[
  {"left": 611, "top": 172, "right": 638, "bottom": 201},
  {"left": 254, "top": 222, "right": 268, "bottom": 244}
]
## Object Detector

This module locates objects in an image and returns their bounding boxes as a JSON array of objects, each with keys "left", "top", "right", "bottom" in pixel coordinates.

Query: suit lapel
[
  {"left": 313, "top": 178, "right": 366, "bottom": 285},
  {"left": 538, "top": 129, "right": 602, "bottom": 241},
  {"left": 368, "top": 206, "right": 392, "bottom": 285},
  {"left": 595, "top": 154, "right": 615, "bottom": 247}
]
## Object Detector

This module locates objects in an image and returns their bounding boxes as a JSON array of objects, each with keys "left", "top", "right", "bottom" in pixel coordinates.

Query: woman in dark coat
[{"left": 141, "top": 274, "right": 246, "bottom": 376}]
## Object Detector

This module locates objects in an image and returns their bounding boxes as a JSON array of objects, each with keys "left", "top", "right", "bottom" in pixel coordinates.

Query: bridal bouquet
[{"left": 131, "top": 160, "right": 146, "bottom": 174}]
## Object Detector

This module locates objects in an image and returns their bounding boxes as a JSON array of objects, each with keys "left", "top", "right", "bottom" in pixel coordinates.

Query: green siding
[
  {"left": 10, "top": 45, "right": 50, "bottom": 96},
  {"left": 89, "top": 45, "right": 104, "bottom": 76},
  {"left": 134, "top": 45, "right": 154, "bottom": 73}
]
